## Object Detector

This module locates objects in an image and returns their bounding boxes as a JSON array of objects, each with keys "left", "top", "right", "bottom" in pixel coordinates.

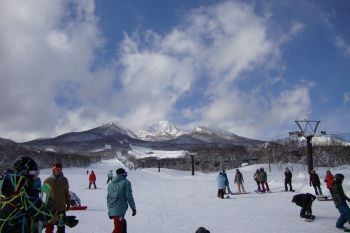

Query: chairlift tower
[{"left": 295, "top": 120, "right": 320, "bottom": 174}]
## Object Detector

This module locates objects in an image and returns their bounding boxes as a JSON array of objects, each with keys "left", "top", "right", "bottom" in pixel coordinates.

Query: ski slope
[{"left": 39, "top": 160, "right": 350, "bottom": 233}]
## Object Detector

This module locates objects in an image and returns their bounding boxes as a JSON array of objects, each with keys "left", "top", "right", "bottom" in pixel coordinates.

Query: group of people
[
  {"left": 0, "top": 156, "right": 137, "bottom": 233},
  {"left": 216, "top": 169, "right": 246, "bottom": 198}
]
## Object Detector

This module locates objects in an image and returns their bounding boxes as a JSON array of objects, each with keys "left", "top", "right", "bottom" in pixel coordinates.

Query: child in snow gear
[
  {"left": 107, "top": 170, "right": 114, "bottom": 184},
  {"left": 292, "top": 193, "right": 316, "bottom": 220},
  {"left": 234, "top": 169, "right": 246, "bottom": 193},
  {"left": 324, "top": 170, "right": 334, "bottom": 196},
  {"left": 254, "top": 169, "right": 261, "bottom": 191},
  {"left": 44, "top": 162, "right": 72, "bottom": 233},
  {"left": 216, "top": 172, "right": 226, "bottom": 199},
  {"left": 284, "top": 167, "right": 293, "bottom": 191},
  {"left": 309, "top": 169, "right": 322, "bottom": 196},
  {"left": 107, "top": 168, "right": 136, "bottom": 233},
  {"left": 89, "top": 170, "right": 97, "bottom": 189},
  {"left": 222, "top": 170, "right": 233, "bottom": 194},
  {"left": 259, "top": 168, "right": 270, "bottom": 192},
  {"left": 0, "top": 156, "right": 78, "bottom": 233},
  {"left": 331, "top": 173, "right": 350, "bottom": 230},
  {"left": 69, "top": 191, "right": 81, "bottom": 207}
]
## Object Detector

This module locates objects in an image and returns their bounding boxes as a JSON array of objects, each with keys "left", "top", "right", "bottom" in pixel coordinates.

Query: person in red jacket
[
  {"left": 88, "top": 170, "right": 97, "bottom": 189},
  {"left": 324, "top": 170, "right": 334, "bottom": 195}
]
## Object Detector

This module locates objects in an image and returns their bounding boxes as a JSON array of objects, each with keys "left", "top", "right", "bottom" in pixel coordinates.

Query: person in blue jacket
[
  {"left": 107, "top": 168, "right": 136, "bottom": 233},
  {"left": 216, "top": 172, "right": 226, "bottom": 199},
  {"left": 222, "top": 170, "right": 233, "bottom": 194}
]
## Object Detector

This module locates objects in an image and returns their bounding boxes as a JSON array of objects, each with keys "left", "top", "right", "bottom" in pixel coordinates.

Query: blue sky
[{"left": 0, "top": 0, "right": 349, "bottom": 142}]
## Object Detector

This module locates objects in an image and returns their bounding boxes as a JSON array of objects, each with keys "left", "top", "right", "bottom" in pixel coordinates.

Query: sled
[{"left": 69, "top": 205, "right": 88, "bottom": 211}]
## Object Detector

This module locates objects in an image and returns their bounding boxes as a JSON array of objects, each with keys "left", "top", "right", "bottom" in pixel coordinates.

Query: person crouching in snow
[
  {"left": 292, "top": 193, "right": 316, "bottom": 220},
  {"left": 107, "top": 168, "right": 136, "bottom": 233},
  {"left": 69, "top": 191, "right": 81, "bottom": 207},
  {"left": 216, "top": 172, "right": 225, "bottom": 199},
  {"left": 88, "top": 170, "right": 97, "bottom": 189}
]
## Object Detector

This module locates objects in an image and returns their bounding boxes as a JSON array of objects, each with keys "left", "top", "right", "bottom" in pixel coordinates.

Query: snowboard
[
  {"left": 317, "top": 196, "right": 333, "bottom": 201},
  {"left": 231, "top": 192, "right": 250, "bottom": 195},
  {"left": 304, "top": 215, "right": 315, "bottom": 222},
  {"left": 255, "top": 190, "right": 272, "bottom": 194},
  {"left": 69, "top": 205, "right": 88, "bottom": 211}
]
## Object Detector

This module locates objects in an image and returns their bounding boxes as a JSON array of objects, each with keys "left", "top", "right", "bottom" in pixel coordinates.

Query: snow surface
[
  {"left": 129, "top": 145, "right": 186, "bottom": 158},
  {"left": 39, "top": 161, "right": 350, "bottom": 233}
]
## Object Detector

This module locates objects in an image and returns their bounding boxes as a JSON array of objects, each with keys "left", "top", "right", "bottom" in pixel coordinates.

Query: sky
[{"left": 1, "top": 0, "right": 350, "bottom": 142}]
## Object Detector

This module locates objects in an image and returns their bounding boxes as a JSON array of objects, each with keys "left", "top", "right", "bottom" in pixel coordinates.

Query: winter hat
[
  {"left": 196, "top": 227, "right": 210, "bottom": 233},
  {"left": 116, "top": 168, "right": 127, "bottom": 177},
  {"left": 53, "top": 162, "right": 62, "bottom": 169},
  {"left": 335, "top": 173, "right": 344, "bottom": 181}
]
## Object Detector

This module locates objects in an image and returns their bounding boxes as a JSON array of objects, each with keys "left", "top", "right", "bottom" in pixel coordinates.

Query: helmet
[
  {"left": 335, "top": 173, "right": 344, "bottom": 181},
  {"left": 13, "top": 156, "right": 39, "bottom": 176}
]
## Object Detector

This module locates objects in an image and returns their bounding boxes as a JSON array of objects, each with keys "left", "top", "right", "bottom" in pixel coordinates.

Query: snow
[
  {"left": 39, "top": 161, "right": 350, "bottom": 233},
  {"left": 129, "top": 145, "right": 186, "bottom": 159},
  {"left": 91, "top": 144, "right": 112, "bottom": 153},
  {"left": 136, "top": 121, "right": 185, "bottom": 141}
]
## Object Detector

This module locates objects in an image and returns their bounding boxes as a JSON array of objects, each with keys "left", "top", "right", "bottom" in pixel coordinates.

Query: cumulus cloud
[{"left": 0, "top": 0, "right": 311, "bottom": 141}]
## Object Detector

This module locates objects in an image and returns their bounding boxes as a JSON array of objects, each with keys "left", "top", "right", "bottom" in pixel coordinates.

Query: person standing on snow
[
  {"left": 222, "top": 170, "right": 233, "bottom": 194},
  {"left": 331, "top": 173, "right": 350, "bottom": 231},
  {"left": 216, "top": 172, "right": 226, "bottom": 199},
  {"left": 234, "top": 169, "right": 246, "bottom": 193},
  {"left": 292, "top": 193, "right": 316, "bottom": 220},
  {"left": 107, "top": 170, "right": 114, "bottom": 184},
  {"left": 309, "top": 169, "right": 322, "bottom": 196},
  {"left": 254, "top": 169, "right": 261, "bottom": 192},
  {"left": 107, "top": 168, "right": 136, "bottom": 233},
  {"left": 44, "top": 162, "right": 72, "bottom": 233},
  {"left": 259, "top": 168, "right": 270, "bottom": 192},
  {"left": 89, "top": 170, "right": 97, "bottom": 189},
  {"left": 324, "top": 170, "right": 334, "bottom": 196},
  {"left": 284, "top": 167, "right": 293, "bottom": 191}
]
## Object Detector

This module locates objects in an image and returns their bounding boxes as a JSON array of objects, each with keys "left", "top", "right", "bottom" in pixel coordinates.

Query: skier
[
  {"left": 253, "top": 169, "right": 261, "bottom": 192},
  {"left": 216, "top": 172, "right": 226, "bottom": 199},
  {"left": 259, "top": 167, "right": 270, "bottom": 192},
  {"left": 284, "top": 167, "right": 293, "bottom": 191},
  {"left": 222, "top": 170, "right": 233, "bottom": 194},
  {"left": 234, "top": 169, "right": 246, "bottom": 193},
  {"left": 107, "top": 168, "right": 136, "bottom": 233},
  {"left": 309, "top": 169, "right": 323, "bottom": 196},
  {"left": 44, "top": 162, "right": 71, "bottom": 233},
  {"left": 107, "top": 170, "right": 114, "bottom": 184},
  {"left": 292, "top": 193, "right": 316, "bottom": 220},
  {"left": 0, "top": 156, "right": 78, "bottom": 233},
  {"left": 324, "top": 170, "right": 334, "bottom": 196},
  {"left": 89, "top": 170, "right": 97, "bottom": 189},
  {"left": 331, "top": 173, "right": 350, "bottom": 231}
]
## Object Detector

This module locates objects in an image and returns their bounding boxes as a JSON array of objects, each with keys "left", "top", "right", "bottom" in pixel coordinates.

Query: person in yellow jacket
[{"left": 44, "top": 162, "right": 71, "bottom": 233}]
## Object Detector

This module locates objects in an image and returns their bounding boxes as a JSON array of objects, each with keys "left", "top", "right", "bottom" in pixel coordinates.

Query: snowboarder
[
  {"left": 44, "top": 162, "right": 72, "bottom": 233},
  {"left": 107, "top": 168, "right": 136, "bottom": 233},
  {"left": 0, "top": 156, "right": 78, "bottom": 233},
  {"left": 292, "top": 193, "right": 316, "bottom": 220},
  {"left": 324, "top": 170, "right": 334, "bottom": 196},
  {"left": 259, "top": 167, "right": 270, "bottom": 192},
  {"left": 222, "top": 170, "right": 233, "bottom": 194},
  {"left": 234, "top": 169, "right": 246, "bottom": 193},
  {"left": 69, "top": 191, "right": 81, "bottom": 207},
  {"left": 331, "top": 173, "right": 350, "bottom": 231},
  {"left": 107, "top": 170, "right": 114, "bottom": 184},
  {"left": 309, "top": 169, "right": 322, "bottom": 196},
  {"left": 89, "top": 170, "right": 97, "bottom": 189},
  {"left": 216, "top": 172, "right": 226, "bottom": 199},
  {"left": 254, "top": 169, "right": 261, "bottom": 192},
  {"left": 284, "top": 167, "right": 293, "bottom": 191}
]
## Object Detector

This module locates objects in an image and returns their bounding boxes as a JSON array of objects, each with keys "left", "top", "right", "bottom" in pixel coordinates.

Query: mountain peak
[{"left": 136, "top": 121, "right": 185, "bottom": 141}]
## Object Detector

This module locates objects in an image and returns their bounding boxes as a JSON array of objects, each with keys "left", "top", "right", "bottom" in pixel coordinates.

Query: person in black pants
[
  {"left": 310, "top": 169, "right": 323, "bottom": 196},
  {"left": 292, "top": 193, "right": 316, "bottom": 220},
  {"left": 284, "top": 167, "right": 293, "bottom": 191}
]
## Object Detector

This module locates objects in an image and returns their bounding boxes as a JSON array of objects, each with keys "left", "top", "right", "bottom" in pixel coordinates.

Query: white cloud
[
  {"left": 344, "top": 92, "right": 350, "bottom": 104},
  {"left": 280, "top": 22, "right": 305, "bottom": 44},
  {"left": 335, "top": 36, "right": 350, "bottom": 57}
]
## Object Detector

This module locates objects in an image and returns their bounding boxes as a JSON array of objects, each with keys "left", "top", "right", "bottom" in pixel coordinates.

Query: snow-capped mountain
[{"left": 136, "top": 121, "right": 185, "bottom": 141}]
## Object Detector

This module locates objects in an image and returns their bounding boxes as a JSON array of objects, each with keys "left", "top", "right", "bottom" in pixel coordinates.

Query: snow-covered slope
[
  {"left": 136, "top": 121, "right": 185, "bottom": 141},
  {"left": 41, "top": 161, "right": 350, "bottom": 233}
]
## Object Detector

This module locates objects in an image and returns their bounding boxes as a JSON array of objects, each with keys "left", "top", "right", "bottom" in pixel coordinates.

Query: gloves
[
  {"left": 65, "top": 215, "right": 79, "bottom": 228},
  {"left": 132, "top": 209, "right": 137, "bottom": 216}
]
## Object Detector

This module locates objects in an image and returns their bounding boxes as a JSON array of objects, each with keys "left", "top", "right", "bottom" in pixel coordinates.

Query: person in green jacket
[
  {"left": 332, "top": 173, "right": 350, "bottom": 231},
  {"left": 107, "top": 168, "right": 136, "bottom": 233}
]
